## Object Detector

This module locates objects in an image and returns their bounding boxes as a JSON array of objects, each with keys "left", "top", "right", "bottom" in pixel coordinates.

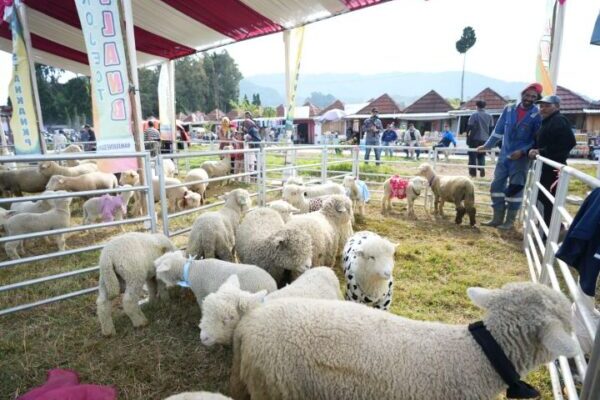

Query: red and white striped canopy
[{"left": 0, "top": 0, "right": 385, "bottom": 75}]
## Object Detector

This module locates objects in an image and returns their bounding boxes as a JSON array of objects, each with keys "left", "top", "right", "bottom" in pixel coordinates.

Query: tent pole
[
  {"left": 283, "top": 30, "right": 291, "bottom": 131},
  {"left": 168, "top": 60, "right": 176, "bottom": 145},
  {"left": 549, "top": 0, "right": 567, "bottom": 94}
]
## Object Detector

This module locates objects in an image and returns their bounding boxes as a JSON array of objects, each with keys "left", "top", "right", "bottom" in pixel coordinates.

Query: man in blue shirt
[
  {"left": 432, "top": 124, "right": 456, "bottom": 161},
  {"left": 477, "top": 83, "right": 543, "bottom": 229},
  {"left": 362, "top": 108, "right": 383, "bottom": 166},
  {"left": 381, "top": 123, "right": 398, "bottom": 157}
]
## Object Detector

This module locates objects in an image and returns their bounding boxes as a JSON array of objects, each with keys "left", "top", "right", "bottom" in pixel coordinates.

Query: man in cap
[
  {"left": 466, "top": 100, "right": 494, "bottom": 177},
  {"left": 528, "top": 95, "right": 576, "bottom": 229},
  {"left": 362, "top": 107, "right": 383, "bottom": 166},
  {"left": 477, "top": 83, "right": 543, "bottom": 229}
]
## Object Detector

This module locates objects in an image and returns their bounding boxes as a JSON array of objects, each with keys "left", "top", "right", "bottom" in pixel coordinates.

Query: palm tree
[{"left": 456, "top": 27, "right": 477, "bottom": 103}]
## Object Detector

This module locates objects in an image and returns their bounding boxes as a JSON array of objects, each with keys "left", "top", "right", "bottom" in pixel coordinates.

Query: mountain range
[{"left": 239, "top": 71, "right": 531, "bottom": 108}]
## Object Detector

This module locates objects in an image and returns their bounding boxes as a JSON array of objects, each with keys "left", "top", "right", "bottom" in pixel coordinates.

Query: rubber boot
[
  {"left": 482, "top": 207, "right": 505, "bottom": 227},
  {"left": 498, "top": 209, "right": 518, "bottom": 230}
]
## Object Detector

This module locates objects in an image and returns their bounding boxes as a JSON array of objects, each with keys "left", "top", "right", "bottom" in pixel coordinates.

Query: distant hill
[{"left": 240, "top": 71, "right": 529, "bottom": 107}]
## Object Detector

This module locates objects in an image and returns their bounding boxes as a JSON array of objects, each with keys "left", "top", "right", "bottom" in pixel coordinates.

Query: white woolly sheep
[
  {"left": 154, "top": 250, "right": 276, "bottom": 310},
  {"left": 286, "top": 195, "right": 353, "bottom": 268},
  {"left": 4, "top": 196, "right": 72, "bottom": 259},
  {"left": 290, "top": 181, "right": 345, "bottom": 198},
  {"left": 184, "top": 167, "right": 209, "bottom": 204},
  {"left": 38, "top": 160, "right": 98, "bottom": 177},
  {"left": 235, "top": 207, "right": 312, "bottom": 286},
  {"left": 182, "top": 190, "right": 202, "bottom": 210},
  {"left": 187, "top": 189, "right": 251, "bottom": 261},
  {"left": 164, "top": 392, "right": 232, "bottom": 400},
  {"left": 342, "top": 231, "right": 397, "bottom": 310},
  {"left": 199, "top": 267, "right": 341, "bottom": 347},
  {"left": 62, "top": 143, "right": 83, "bottom": 167},
  {"left": 82, "top": 185, "right": 134, "bottom": 227},
  {"left": 96, "top": 232, "right": 175, "bottom": 336},
  {"left": 46, "top": 172, "right": 118, "bottom": 192},
  {"left": 284, "top": 176, "right": 304, "bottom": 186},
  {"left": 119, "top": 170, "right": 142, "bottom": 214},
  {"left": 9, "top": 190, "right": 55, "bottom": 214},
  {"left": 229, "top": 282, "right": 578, "bottom": 400},
  {"left": 0, "top": 167, "right": 50, "bottom": 196},
  {"left": 267, "top": 200, "right": 299, "bottom": 222},
  {"left": 120, "top": 170, "right": 191, "bottom": 214},
  {"left": 281, "top": 184, "right": 335, "bottom": 213},
  {"left": 381, "top": 175, "right": 427, "bottom": 218},
  {"left": 162, "top": 159, "right": 177, "bottom": 178},
  {"left": 342, "top": 176, "right": 370, "bottom": 215},
  {"left": 200, "top": 146, "right": 233, "bottom": 185},
  {"left": 418, "top": 163, "right": 476, "bottom": 226}
]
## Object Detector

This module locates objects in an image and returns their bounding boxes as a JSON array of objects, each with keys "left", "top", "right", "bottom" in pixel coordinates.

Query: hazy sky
[{"left": 1, "top": 0, "right": 599, "bottom": 104}]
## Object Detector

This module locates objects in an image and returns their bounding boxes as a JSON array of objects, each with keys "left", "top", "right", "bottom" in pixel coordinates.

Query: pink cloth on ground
[
  {"left": 389, "top": 176, "right": 409, "bottom": 199},
  {"left": 18, "top": 369, "right": 117, "bottom": 400},
  {"left": 99, "top": 194, "right": 126, "bottom": 223}
]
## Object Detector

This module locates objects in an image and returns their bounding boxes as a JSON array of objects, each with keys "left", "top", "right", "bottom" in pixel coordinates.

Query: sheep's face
[
  {"left": 467, "top": 282, "right": 578, "bottom": 361},
  {"left": 49, "top": 196, "right": 72, "bottom": 210},
  {"left": 355, "top": 235, "right": 396, "bottom": 281},
  {"left": 325, "top": 195, "right": 353, "bottom": 223},
  {"left": 232, "top": 189, "right": 251, "bottom": 212},
  {"left": 417, "top": 163, "right": 434, "bottom": 179},
  {"left": 273, "top": 229, "right": 312, "bottom": 273},
  {"left": 268, "top": 201, "right": 300, "bottom": 222},
  {"left": 39, "top": 161, "right": 52, "bottom": 171},
  {"left": 119, "top": 170, "right": 139, "bottom": 186},
  {"left": 409, "top": 177, "right": 426, "bottom": 196},
  {"left": 154, "top": 249, "right": 183, "bottom": 287},
  {"left": 46, "top": 176, "right": 64, "bottom": 190},
  {"left": 184, "top": 191, "right": 201, "bottom": 209},
  {"left": 342, "top": 176, "right": 357, "bottom": 189},
  {"left": 281, "top": 184, "right": 305, "bottom": 206}
]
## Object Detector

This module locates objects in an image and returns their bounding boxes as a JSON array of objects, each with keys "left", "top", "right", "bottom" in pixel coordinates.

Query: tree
[
  {"left": 252, "top": 93, "right": 261, "bottom": 106},
  {"left": 262, "top": 106, "right": 276, "bottom": 118},
  {"left": 455, "top": 26, "right": 477, "bottom": 103},
  {"left": 304, "top": 92, "right": 336, "bottom": 108},
  {"left": 175, "top": 55, "right": 209, "bottom": 114},
  {"left": 203, "top": 50, "right": 243, "bottom": 113},
  {"left": 138, "top": 66, "right": 159, "bottom": 118}
]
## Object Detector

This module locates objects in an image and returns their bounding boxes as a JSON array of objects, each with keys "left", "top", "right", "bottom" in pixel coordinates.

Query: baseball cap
[{"left": 535, "top": 95, "right": 561, "bottom": 105}]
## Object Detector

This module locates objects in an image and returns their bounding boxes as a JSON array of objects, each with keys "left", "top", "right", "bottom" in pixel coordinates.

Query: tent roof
[{"left": 0, "top": 0, "right": 385, "bottom": 75}]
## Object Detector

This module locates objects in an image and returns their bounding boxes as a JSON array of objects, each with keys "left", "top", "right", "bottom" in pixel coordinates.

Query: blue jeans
[
  {"left": 365, "top": 142, "right": 381, "bottom": 165},
  {"left": 382, "top": 141, "right": 394, "bottom": 157},
  {"left": 490, "top": 157, "right": 528, "bottom": 211}
]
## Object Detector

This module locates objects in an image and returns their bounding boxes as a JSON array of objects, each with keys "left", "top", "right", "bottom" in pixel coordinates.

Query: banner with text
[
  {"left": 8, "top": 4, "right": 42, "bottom": 155},
  {"left": 158, "top": 63, "right": 174, "bottom": 141},
  {"left": 76, "top": 0, "right": 136, "bottom": 172}
]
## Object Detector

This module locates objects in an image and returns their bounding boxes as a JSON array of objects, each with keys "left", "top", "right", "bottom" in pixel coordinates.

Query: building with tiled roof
[
  {"left": 356, "top": 93, "right": 401, "bottom": 115},
  {"left": 462, "top": 88, "right": 508, "bottom": 112},
  {"left": 226, "top": 109, "right": 245, "bottom": 120},
  {"left": 556, "top": 86, "right": 591, "bottom": 114},
  {"left": 303, "top": 102, "right": 322, "bottom": 117},
  {"left": 206, "top": 109, "right": 226, "bottom": 121},
  {"left": 320, "top": 100, "right": 345, "bottom": 115},
  {"left": 403, "top": 90, "right": 454, "bottom": 114}
]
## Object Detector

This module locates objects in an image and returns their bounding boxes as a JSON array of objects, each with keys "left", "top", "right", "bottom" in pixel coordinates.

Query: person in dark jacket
[
  {"left": 381, "top": 123, "right": 398, "bottom": 157},
  {"left": 467, "top": 100, "right": 494, "bottom": 177},
  {"left": 528, "top": 95, "right": 577, "bottom": 229}
]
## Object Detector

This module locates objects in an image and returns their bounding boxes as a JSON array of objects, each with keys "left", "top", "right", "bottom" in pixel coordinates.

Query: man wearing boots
[
  {"left": 477, "top": 83, "right": 543, "bottom": 230},
  {"left": 467, "top": 100, "right": 494, "bottom": 178}
]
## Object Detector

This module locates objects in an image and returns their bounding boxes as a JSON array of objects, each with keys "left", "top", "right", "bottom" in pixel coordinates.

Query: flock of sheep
[{"left": 1, "top": 146, "right": 578, "bottom": 399}]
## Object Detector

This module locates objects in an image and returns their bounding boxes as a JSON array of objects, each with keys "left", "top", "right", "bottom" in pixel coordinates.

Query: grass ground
[{"left": 1, "top": 149, "right": 597, "bottom": 399}]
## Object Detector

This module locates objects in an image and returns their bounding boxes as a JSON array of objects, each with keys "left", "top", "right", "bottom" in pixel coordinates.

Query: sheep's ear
[
  {"left": 236, "top": 290, "right": 267, "bottom": 314},
  {"left": 541, "top": 321, "right": 578, "bottom": 358},
  {"left": 156, "top": 263, "right": 171, "bottom": 273},
  {"left": 335, "top": 202, "right": 347, "bottom": 213},
  {"left": 222, "top": 274, "right": 241, "bottom": 289},
  {"left": 467, "top": 287, "right": 498, "bottom": 309}
]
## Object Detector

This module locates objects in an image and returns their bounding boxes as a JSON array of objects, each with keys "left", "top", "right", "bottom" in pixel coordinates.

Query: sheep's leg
[
  {"left": 467, "top": 206, "right": 477, "bottom": 227},
  {"left": 381, "top": 196, "right": 387, "bottom": 215},
  {"left": 156, "top": 279, "right": 170, "bottom": 300},
  {"left": 455, "top": 205, "right": 466, "bottom": 225},
  {"left": 55, "top": 234, "right": 66, "bottom": 252},
  {"left": 146, "top": 278, "right": 158, "bottom": 302},
  {"left": 360, "top": 201, "right": 365, "bottom": 216},
  {"left": 122, "top": 287, "right": 148, "bottom": 328},
  {"left": 438, "top": 199, "right": 446, "bottom": 218},
  {"left": 5, "top": 242, "right": 21, "bottom": 260},
  {"left": 97, "top": 285, "right": 116, "bottom": 336},
  {"left": 408, "top": 197, "right": 416, "bottom": 219}
]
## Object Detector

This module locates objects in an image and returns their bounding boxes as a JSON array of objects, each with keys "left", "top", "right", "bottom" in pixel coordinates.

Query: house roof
[
  {"left": 226, "top": 110, "right": 245, "bottom": 120},
  {"left": 356, "top": 93, "right": 401, "bottom": 115},
  {"left": 403, "top": 90, "right": 454, "bottom": 114},
  {"left": 206, "top": 109, "right": 226, "bottom": 121},
  {"left": 303, "top": 102, "right": 322, "bottom": 117},
  {"left": 556, "top": 86, "right": 591, "bottom": 113},
  {"left": 276, "top": 105, "right": 285, "bottom": 118},
  {"left": 320, "top": 100, "right": 345, "bottom": 115},
  {"left": 462, "top": 87, "right": 508, "bottom": 110}
]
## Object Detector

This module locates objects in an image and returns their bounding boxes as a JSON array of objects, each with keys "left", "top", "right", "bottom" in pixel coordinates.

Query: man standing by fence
[
  {"left": 477, "top": 83, "right": 543, "bottom": 229},
  {"left": 528, "top": 95, "right": 576, "bottom": 229},
  {"left": 467, "top": 100, "right": 494, "bottom": 178},
  {"left": 362, "top": 107, "right": 383, "bottom": 166}
]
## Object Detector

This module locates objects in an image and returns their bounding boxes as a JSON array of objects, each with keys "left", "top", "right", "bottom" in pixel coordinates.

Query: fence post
[
  {"left": 352, "top": 146, "right": 359, "bottom": 178},
  {"left": 257, "top": 146, "right": 266, "bottom": 206},
  {"left": 143, "top": 153, "right": 157, "bottom": 233},
  {"left": 243, "top": 142, "right": 250, "bottom": 184},
  {"left": 539, "top": 169, "right": 571, "bottom": 285},
  {"left": 156, "top": 155, "right": 170, "bottom": 236},
  {"left": 522, "top": 159, "right": 543, "bottom": 251},
  {"left": 321, "top": 145, "right": 328, "bottom": 183}
]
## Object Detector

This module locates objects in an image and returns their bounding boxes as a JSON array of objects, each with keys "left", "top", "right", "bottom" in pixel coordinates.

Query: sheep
[
  {"left": 187, "top": 189, "right": 251, "bottom": 261},
  {"left": 119, "top": 170, "right": 191, "bottom": 213},
  {"left": 200, "top": 146, "right": 233, "bottom": 184},
  {"left": 154, "top": 250, "right": 276, "bottom": 311},
  {"left": 381, "top": 175, "right": 427, "bottom": 218},
  {"left": 46, "top": 172, "right": 118, "bottom": 192},
  {"left": 418, "top": 163, "right": 477, "bottom": 226},
  {"left": 342, "top": 231, "right": 397, "bottom": 310},
  {"left": 38, "top": 160, "right": 98, "bottom": 177},
  {"left": 342, "top": 175, "right": 370, "bottom": 215},
  {"left": 184, "top": 167, "right": 209, "bottom": 204},
  {"left": 293, "top": 181, "right": 345, "bottom": 198},
  {"left": 0, "top": 167, "right": 50, "bottom": 196},
  {"left": 286, "top": 195, "right": 353, "bottom": 268},
  {"left": 281, "top": 184, "right": 335, "bottom": 213},
  {"left": 229, "top": 282, "right": 578, "bottom": 400},
  {"left": 235, "top": 207, "right": 312, "bottom": 286},
  {"left": 182, "top": 189, "right": 202, "bottom": 210},
  {"left": 199, "top": 267, "right": 341, "bottom": 347},
  {"left": 9, "top": 191, "right": 55, "bottom": 214},
  {"left": 164, "top": 392, "right": 232, "bottom": 400},
  {"left": 284, "top": 176, "right": 304, "bottom": 186},
  {"left": 163, "top": 159, "right": 177, "bottom": 178},
  {"left": 96, "top": 232, "right": 175, "bottom": 336},
  {"left": 267, "top": 200, "right": 299, "bottom": 222},
  {"left": 62, "top": 144, "right": 83, "bottom": 167},
  {"left": 4, "top": 197, "right": 72, "bottom": 259},
  {"left": 82, "top": 185, "right": 135, "bottom": 227}
]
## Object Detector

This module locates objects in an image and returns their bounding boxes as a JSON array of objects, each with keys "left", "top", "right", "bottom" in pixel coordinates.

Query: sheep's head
[
  {"left": 409, "top": 177, "right": 427, "bottom": 196},
  {"left": 154, "top": 249, "right": 185, "bottom": 287},
  {"left": 38, "top": 161, "right": 53, "bottom": 172},
  {"left": 417, "top": 163, "right": 434, "bottom": 179},
  {"left": 48, "top": 194, "right": 72, "bottom": 211},
  {"left": 268, "top": 200, "right": 300, "bottom": 223},
  {"left": 281, "top": 184, "right": 306, "bottom": 207},
  {"left": 322, "top": 195, "right": 353, "bottom": 224},
  {"left": 152, "top": 234, "right": 176, "bottom": 254},
  {"left": 271, "top": 227, "right": 312, "bottom": 273},
  {"left": 353, "top": 232, "right": 397, "bottom": 281},
  {"left": 467, "top": 282, "right": 578, "bottom": 362},
  {"left": 46, "top": 175, "right": 65, "bottom": 190},
  {"left": 183, "top": 191, "right": 202, "bottom": 209},
  {"left": 285, "top": 176, "right": 304, "bottom": 186},
  {"left": 199, "top": 275, "right": 266, "bottom": 347},
  {"left": 119, "top": 170, "right": 140, "bottom": 186},
  {"left": 342, "top": 175, "right": 357, "bottom": 188},
  {"left": 224, "top": 189, "right": 251, "bottom": 212}
]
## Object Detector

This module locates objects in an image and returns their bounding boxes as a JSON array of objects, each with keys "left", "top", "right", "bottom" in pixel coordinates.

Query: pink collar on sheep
[
  {"left": 469, "top": 321, "right": 540, "bottom": 399},
  {"left": 176, "top": 256, "right": 195, "bottom": 288}
]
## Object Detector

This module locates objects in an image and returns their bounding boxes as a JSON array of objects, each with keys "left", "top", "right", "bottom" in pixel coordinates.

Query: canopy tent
[{"left": 0, "top": 0, "right": 386, "bottom": 75}]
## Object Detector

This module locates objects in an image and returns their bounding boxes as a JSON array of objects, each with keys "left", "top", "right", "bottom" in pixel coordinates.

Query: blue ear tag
[{"left": 177, "top": 255, "right": 194, "bottom": 288}]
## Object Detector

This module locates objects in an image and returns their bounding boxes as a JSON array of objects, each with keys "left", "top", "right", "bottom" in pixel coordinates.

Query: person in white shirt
[
  {"left": 403, "top": 123, "right": 422, "bottom": 160},
  {"left": 53, "top": 130, "right": 68, "bottom": 152}
]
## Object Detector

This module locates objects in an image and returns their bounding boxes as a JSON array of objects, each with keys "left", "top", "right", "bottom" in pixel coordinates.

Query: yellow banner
[
  {"left": 8, "top": 6, "right": 42, "bottom": 155},
  {"left": 285, "top": 26, "right": 305, "bottom": 130}
]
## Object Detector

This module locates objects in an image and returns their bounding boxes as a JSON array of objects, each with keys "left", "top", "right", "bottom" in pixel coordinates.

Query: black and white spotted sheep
[
  {"left": 342, "top": 232, "right": 393, "bottom": 310},
  {"left": 308, "top": 197, "right": 324, "bottom": 212}
]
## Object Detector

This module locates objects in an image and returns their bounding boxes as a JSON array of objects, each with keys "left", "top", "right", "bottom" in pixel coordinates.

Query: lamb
[
  {"left": 164, "top": 392, "right": 232, "bottom": 400},
  {"left": 0, "top": 167, "right": 50, "bottom": 196},
  {"left": 38, "top": 160, "right": 98, "bottom": 177},
  {"left": 9, "top": 190, "right": 55, "bottom": 214},
  {"left": 62, "top": 143, "right": 83, "bottom": 167},
  {"left": 342, "top": 231, "right": 397, "bottom": 310},
  {"left": 292, "top": 181, "right": 345, "bottom": 198},
  {"left": 281, "top": 184, "right": 335, "bottom": 213},
  {"left": 342, "top": 175, "right": 370, "bottom": 215},
  {"left": 381, "top": 175, "right": 427, "bottom": 218},
  {"left": 235, "top": 207, "right": 312, "bottom": 286},
  {"left": 267, "top": 200, "right": 299, "bottom": 222},
  {"left": 200, "top": 146, "right": 233, "bottom": 184},
  {"left": 418, "top": 163, "right": 477, "bottom": 226},
  {"left": 184, "top": 167, "right": 209, "bottom": 204},
  {"left": 199, "top": 267, "right": 341, "bottom": 347},
  {"left": 96, "top": 232, "right": 175, "bottom": 336},
  {"left": 4, "top": 197, "right": 72, "bottom": 259},
  {"left": 182, "top": 189, "right": 202, "bottom": 210},
  {"left": 286, "top": 195, "right": 353, "bottom": 268},
  {"left": 187, "top": 189, "right": 251, "bottom": 261},
  {"left": 119, "top": 170, "right": 191, "bottom": 213},
  {"left": 154, "top": 250, "right": 276, "bottom": 311},
  {"left": 46, "top": 172, "right": 118, "bottom": 192},
  {"left": 162, "top": 159, "right": 177, "bottom": 178},
  {"left": 82, "top": 185, "right": 135, "bottom": 226},
  {"left": 229, "top": 282, "right": 578, "bottom": 400}
]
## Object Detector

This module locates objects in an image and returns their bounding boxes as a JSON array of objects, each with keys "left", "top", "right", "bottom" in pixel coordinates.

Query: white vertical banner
[{"left": 158, "top": 62, "right": 174, "bottom": 141}]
